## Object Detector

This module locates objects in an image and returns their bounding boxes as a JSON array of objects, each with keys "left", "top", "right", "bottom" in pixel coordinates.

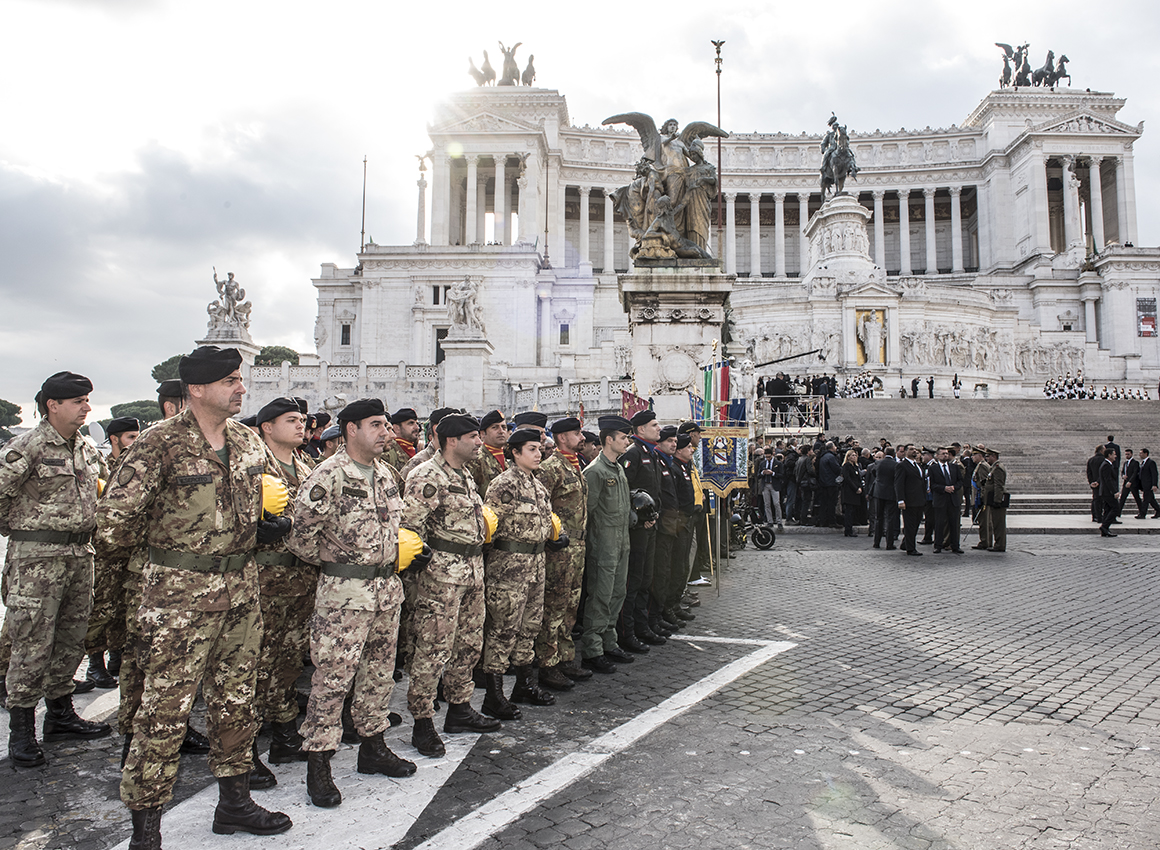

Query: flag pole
[{"left": 712, "top": 40, "right": 724, "bottom": 260}]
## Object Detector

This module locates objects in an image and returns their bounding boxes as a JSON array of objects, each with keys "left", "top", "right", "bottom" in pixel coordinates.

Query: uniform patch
[
  {"left": 422, "top": 483, "right": 437, "bottom": 499},
  {"left": 342, "top": 486, "right": 368, "bottom": 498},
  {"left": 501, "top": 491, "right": 514, "bottom": 504},
  {"left": 118, "top": 465, "right": 136, "bottom": 486},
  {"left": 448, "top": 484, "right": 467, "bottom": 495},
  {"left": 246, "top": 465, "right": 264, "bottom": 475},
  {"left": 42, "top": 458, "right": 67, "bottom": 467},
  {"left": 175, "top": 474, "right": 213, "bottom": 485},
  {"left": 310, "top": 484, "right": 327, "bottom": 502},
  {"left": 4, "top": 450, "right": 21, "bottom": 464},
  {"left": 385, "top": 486, "right": 399, "bottom": 497},
  {"left": 606, "top": 478, "right": 617, "bottom": 487}
]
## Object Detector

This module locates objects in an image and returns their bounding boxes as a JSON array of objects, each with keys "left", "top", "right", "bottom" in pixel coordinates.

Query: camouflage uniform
[
  {"left": 115, "top": 544, "right": 149, "bottom": 734},
  {"left": 383, "top": 438, "right": 415, "bottom": 477},
  {"left": 466, "top": 445, "right": 506, "bottom": 498},
  {"left": 254, "top": 452, "right": 318, "bottom": 726},
  {"left": 533, "top": 452, "right": 588, "bottom": 669},
  {"left": 579, "top": 452, "right": 631, "bottom": 660},
  {"left": 972, "top": 458, "right": 992, "bottom": 549},
  {"left": 86, "top": 450, "right": 130, "bottom": 656},
  {"left": 399, "top": 443, "right": 437, "bottom": 481},
  {"left": 0, "top": 419, "right": 102, "bottom": 709},
  {"left": 98, "top": 409, "right": 273, "bottom": 810},
  {"left": 480, "top": 466, "right": 553, "bottom": 672},
  {"left": 401, "top": 453, "right": 486, "bottom": 719},
  {"left": 285, "top": 448, "right": 404, "bottom": 751}
]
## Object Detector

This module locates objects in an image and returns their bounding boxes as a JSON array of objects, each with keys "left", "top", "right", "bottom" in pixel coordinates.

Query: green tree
[
  {"left": 152, "top": 355, "right": 183, "bottom": 383},
  {"left": 110, "top": 400, "right": 163, "bottom": 424},
  {"left": 254, "top": 345, "right": 300, "bottom": 367},
  {"left": 0, "top": 397, "right": 22, "bottom": 441}
]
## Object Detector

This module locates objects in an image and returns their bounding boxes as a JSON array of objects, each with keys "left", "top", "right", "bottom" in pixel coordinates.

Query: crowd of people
[
  {"left": 0, "top": 348, "right": 720, "bottom": 848},
  {"left": 1042, "top": 371, "right": 1155, "bottom": 400},
  {"left": 1086, "top": 436, "right": 1160, "bottom": 536},
  {"left": 749, "top": 436, "right": 1009, "bottom": 553}
]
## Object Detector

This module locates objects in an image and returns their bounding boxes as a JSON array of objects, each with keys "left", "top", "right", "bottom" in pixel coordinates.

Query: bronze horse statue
[{"left": 821, "top": 126, "right": 858, "bottom": 198}]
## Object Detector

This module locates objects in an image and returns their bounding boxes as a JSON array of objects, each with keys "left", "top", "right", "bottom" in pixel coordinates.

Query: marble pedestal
[
  {"left": 619, "top": 262, "right": 733, "bottom": 422},
  {"left": 441, "top": 334, "right": 494, "bottom": 413}
]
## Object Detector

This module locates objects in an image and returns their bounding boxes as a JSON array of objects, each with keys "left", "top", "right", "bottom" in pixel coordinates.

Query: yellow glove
[
  {"left": 397, "top": 528, "right": 432, "bottom": 572},
  {"left": 482, "top": 505, "right": 498, "bottom": 543},
  {"left": 261, "top": 474, "right": 290, "bottom": 516},
  {"left": 550, "top": 512, "right": 562, "bottom": 542},
  {"left": 97, "top": 478, "right": 107, "bottom": 497}
]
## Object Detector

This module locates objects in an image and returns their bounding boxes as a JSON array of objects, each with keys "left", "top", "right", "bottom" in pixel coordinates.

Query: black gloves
[
  {"left": 257, "top": 514, "right": 292, "bottom": 544},
  {"left": 546, "top": 531, "right": 570, "bottom": 552},
  {"left": 409, "top": 543, "right": 434, "bottom": 572}
]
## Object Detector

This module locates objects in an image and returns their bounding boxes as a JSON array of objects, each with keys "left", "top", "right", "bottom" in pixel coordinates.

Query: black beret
[
  {"left": 38, "top": 371, "right": 93, "bottom": 402},
  {"left": 320, "top": 424, "right": 342, "bottom": 442},
  {"left": 257, "top": 397, "right": 301, "bottom": 426},
  {"left": 106, "top": 417, "right": 140, "bottom": 437},
  {"left": 513, "top": 411, "right": 548, "bottom": 429},
  {"left": 658, "top": 425, "right": 678, "bottom": 442},
  {"left": 479, "top": 409, "right": 506, "bottom": 431},
  {"left": 581, "top": 430, "right": 600, "bottom": 445},
  {"left": 338, "top": 398, "right": 387, "bottom": 425},
  {"left": 678, "top": 421, "right": 703, "bottom": 434},
  {"left": 239, "top": 414, "right": 258, "bottom": 427},
  {"left": 156, "top": 379, "right": 183, "bottom": 398},
  {"left": 676, "top": 433, "right": 692, "bottom": 450},
  {"left": 307, "top": 412, "right": 332, "bottom": 429},
  {"left": 597, "top": 415, "right": 632, "bottom": 433},
  {"left": 179, "top": 346, "right": 243, "bottom": 385},
  {"left": 428, "top": 407, "right": 456, "bottom": 427},
  {"left": 508, "top": 428, "right": 542, "bottom": 449},
  {"left": 551, "top": 417, "right": 581, "bottom": 435},
  {"left": 390, "top": 408, "right": 418, "bottom": 425},
  {"left": 435, "top": 413, "right": 481, "bottom": 438},
  {"left": 629, "top": 409, "right": 657, "bottom": 427},
  {"left": 293, "top": 397, "right": 309, "bottom": 415}
]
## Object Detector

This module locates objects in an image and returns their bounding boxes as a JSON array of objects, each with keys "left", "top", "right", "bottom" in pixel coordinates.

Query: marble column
[
  {"left": 1082, "top": 295, "right": 1099, "bottom": 345},
  {"left": 1115, "top": 152, "right": 1138, "bottom": 244},
  {"left": 725, "top": 191, "right": 738, "bottom": 275},
  {"left": 1123, "top": 151, "right": 1139, "bottom": 244},
  {"left": 476, "top": 171, "right": 487, "bottom": 243},
  {"left": 465, "top": 156, "right": 479, "bottom": 244},
  {"left": 578, "top": 186, "right": 591, "bottom": 267},
  {"left": 1028, "top": 148, "right": 1051, "bottom": 255},
  {"left": 774, "top": 192, "right": 786, "bottom": 278},
  {"left": 871, "top": 189, "right": 885, "bottom": 268},
  {"left": 1061, "top": 155, "right": 1081, "bottom": 249},
  {"left": 798, "top": 193, "right": 809, "bottom": 274},
  {"left": 949, "top": 186, "right": 964, "bottom": 272},
  {"left": 604, "top": 191, "right": 615, "bottom": 272},
  {"left": 923, "top": 187, "right": 937, "bottom": 274},
  {"left": 517, "top": 151, "right": 538, "bottom": 245},
  {"left": 415, "top": 173, "right": 428, "bottom": 244},
  {"left": 431, "top": 154, "right": 450, "bottom": 245},
  {"left": 557, "top": 183, "right": 567, "bottom": 265},
  {"left": 1088, "top": 157, "right": 1105, "bottom": 250},
  {"left": 898, "top": 190, "right": 912, "bottom": 275},
  {"left": 494, "top": 156, "right": 507, "bottom": 245},
  {"left": 749, "top": 194, "right": 761, "bottom": 278}
]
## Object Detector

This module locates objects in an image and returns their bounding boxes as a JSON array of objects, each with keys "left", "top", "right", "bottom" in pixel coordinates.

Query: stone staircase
[{"left": 826, "top": 398, "right": 1158, "bottom": 512}]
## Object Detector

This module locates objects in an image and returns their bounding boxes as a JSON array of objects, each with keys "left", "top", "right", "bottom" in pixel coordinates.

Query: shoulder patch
[
  {"left": 5, "top": 450, "right": 21, "bottom": 464},
  {"left": 422, "top": 483, "right": 437, "bottom": 499},
  {"left": 501, "top": 491, "right": 514, "bottom": 504},
  {"left": 118, "top": 465, "right": 136, "bottom": 486},
  {"left": 310, "top": 484, "right": 327, "bottom": 502}
]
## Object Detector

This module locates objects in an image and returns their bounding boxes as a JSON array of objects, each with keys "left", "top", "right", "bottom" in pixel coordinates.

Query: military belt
[
  {"left": 491, "top": 539, "right": 546, "bottom": 555},
  {"left": 254, "top": 552, "right": 299, "bottom": 568},
  {"left": 149, "top": 547, "right": 249, "bottom": 574},
  {"left": 319, "top": 561, "right": 396, "bottom": 580},
  {"left": 9, "top": 530, "right": 93, "bottom": 545},
  {"left": 429, "top": 538, "right": 483, "bottom": 558}
]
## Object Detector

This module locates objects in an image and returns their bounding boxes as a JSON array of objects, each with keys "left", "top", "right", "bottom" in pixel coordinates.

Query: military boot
[
  {"left": 538, "top": 664, "right": 575, "bottom": 691},
  {"left": 106, "top": 649, "right": 123, "bottom": 676},
  {"left": 86, "top": 653, "right": 118, "bottom": 689},
  {"left": 559, "top": 661, "right": 592, "bottom": 681},
  {"left": 666, "top": 605, "right": 695, "bottom": 622},
  {"left": 340, "top": 695, "right": 359, "bottom": 743},
  {"left": 268, "top": 719, "right": 307, "bottom": 764},
  {"left": 307, "top": 750, "right": 342, "bottom": 808},
  {"left": 411, "top": 717, "right": 445, "bottom": 758},
  {"left": 510, "top": 666, "right": 556, "bottom": 706},
  {"left": 248, "top": 739, "right": 277, "bottom": 790},
  {"left": 8, "top": 705, "right": 47, "bottom": 767},
  {"left": 43, "top": 694, "right": 112, "bottom": 740},
  {"left": 357, "top": 732, "right": 417, "bottom": 777},
  {"left": 444, "top": 701, "right": 501, "bottom": 734},
  {"left": 0, "top": 675, "right": 8, "bottom": 710},
  {"left": 211, "top": 773, "right": 292, "bottom": 835},
  {"left": 481, "top": 673, "right": 521, "bottom": 720},
  {"left": 128, "top": 806, "right": 163, "bottom": 850},
  {"left": 180, "top": 723, "right": 211, "bottom": 754}
]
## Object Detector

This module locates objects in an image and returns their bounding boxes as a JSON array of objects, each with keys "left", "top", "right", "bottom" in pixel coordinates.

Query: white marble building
[{"left": 243, "top": 84, "right": 1159, "bottom": 414}]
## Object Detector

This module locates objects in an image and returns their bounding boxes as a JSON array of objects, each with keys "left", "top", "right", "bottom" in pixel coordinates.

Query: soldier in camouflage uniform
[
  {"left": 1, "top": 371, "right": 112, "bottom": 769},
  {"left": 84, "top": 416, "right": 140, "bottom": 690},
  {"left": 250, "top": 398, "right": 318, "bottom": 784},
  {"left": 402, "top": 413, "right": 501, "bottom": 758},
  {"left": 479, "top": 429, "right": 566, "bottom": 718},
  {"left": 465, "top": 409, "right": 509, "bottom": 497},
  {"left": 398, "top": 408, "right": 456, "bottom": 481},
  {"left": 533, "top": 417, "right": 591, "bottom": 691},
  {"left": 383, "top": 407, "right": 421, "bottom": 473},
  {"left": 286, "top": 398, "right": 421, "bottom": 809},
  {"left": 98, "top": 346, "right": 292, "bottom": 848}
]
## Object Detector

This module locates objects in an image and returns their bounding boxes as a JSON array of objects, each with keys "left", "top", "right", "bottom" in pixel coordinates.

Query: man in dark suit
[
  {"left": 1118, "top": 449, "right": 1144, "bottom": 518},
  {"left": 894, "top": 444, "right": 926, "bottom": 556},
  {"left": 919, "top": 447, "right": 936, "bottom": 544},
  {"left": 872, "top": 447, "right": 899, "bottom": 549},
  {"left": 1086, "top": 445, "right": 1106, "bottom": 522},
  {"left": 1138, "top": 448, "right": 1160, "bottom": 519},
  {"left": 910, "top": 377, "right": 919, "bottom": 399},
  {"left": 927, "top": 447, "right": 965, "bottom": 553},
  {"left": 1098, "top": 449, "right": 1121, "bottom": 537},
  {"left": 1105, "top": 435, "right": 1122, "bottom": 478}
]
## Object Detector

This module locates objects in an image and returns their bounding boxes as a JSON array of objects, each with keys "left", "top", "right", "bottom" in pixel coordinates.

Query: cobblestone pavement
[{"left": 2, "top": 534, "right": 1158, "bottom": 850}]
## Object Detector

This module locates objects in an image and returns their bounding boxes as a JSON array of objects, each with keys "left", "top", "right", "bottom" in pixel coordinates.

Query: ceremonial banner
[
  {"left": 689, "top": 391, "right": 704, "bottom": 422},
  {"left": 621, "top": 390, "right": 651, "bottom": 420},
  {"left": 696, "top": 427, "right": 749, "bottom": 496}
]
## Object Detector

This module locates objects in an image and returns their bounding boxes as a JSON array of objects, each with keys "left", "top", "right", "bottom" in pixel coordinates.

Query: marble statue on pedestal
[
  {"left": 208, "top": 269, "right": 252, "bottom": 334},
  {"left": 821, "top": 115, "right": 858, "bottom": 198},
  {"left": 447, "top": 276, "right": 486, "bottom": 337}
]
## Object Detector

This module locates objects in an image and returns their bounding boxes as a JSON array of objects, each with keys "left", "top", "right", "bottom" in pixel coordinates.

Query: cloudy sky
[{"left": 2, "top": 0, "right": 1158, "bottom": 422}]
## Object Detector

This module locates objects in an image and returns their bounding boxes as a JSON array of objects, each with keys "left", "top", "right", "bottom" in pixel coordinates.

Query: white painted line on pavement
[{"left": 413, "top": 638, "right": 796, "bottom": 850}]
